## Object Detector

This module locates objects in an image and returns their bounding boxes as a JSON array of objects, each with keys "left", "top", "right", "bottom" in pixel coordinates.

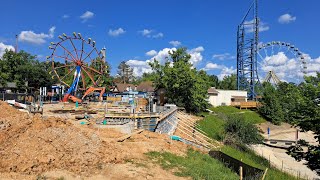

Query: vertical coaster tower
[{"left": 237, "top": 0, "right": 260, "bottom": 100}]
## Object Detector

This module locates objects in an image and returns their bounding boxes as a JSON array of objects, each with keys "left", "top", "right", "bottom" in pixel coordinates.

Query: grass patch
[
  {"left": 146, "top": 149, "right": 238, "bottom": 180},
  {"left": 197, "top": 110, "right": 294, "bottom": 180},
  {"left": 210, "top": 106, "right": 242, "bottom": 114},
  {"left": 221, "top": 146, "right": 295, "bottom": 180},
  {"left": 241, "top": 110, "right": 266, "bottom": 124},
  {"left": 209, "top": 106, "right": 266, "bottom": 124},
  {"left": 197, "top": 114, "right": 225, "bottom": 141}
]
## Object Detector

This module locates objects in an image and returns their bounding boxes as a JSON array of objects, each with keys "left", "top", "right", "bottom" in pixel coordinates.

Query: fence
[
  {"left": 252, "top": 145, "right": 317, "bottom": 179},
  {"left": 209, "top": 151, "right": 264, "bottom": 179},
  {"left": 0, "top": 93, "right": 35, "bottom": 105}
]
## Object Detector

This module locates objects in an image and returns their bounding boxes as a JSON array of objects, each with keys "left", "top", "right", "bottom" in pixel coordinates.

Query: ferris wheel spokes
[
  {"left": 257, "top": 41, "right": 307, "bottom": 84},
  {"left": 48, "top": 32, "right": 106, "bottom": 102}
]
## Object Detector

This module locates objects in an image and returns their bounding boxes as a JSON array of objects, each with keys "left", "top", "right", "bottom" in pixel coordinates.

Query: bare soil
[{"left": 0, "top": 101, "right": 190, "bottom": 179}]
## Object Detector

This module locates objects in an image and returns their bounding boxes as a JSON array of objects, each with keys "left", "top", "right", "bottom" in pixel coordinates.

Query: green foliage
[
  {"left": 255, "top": 73, "right": 320, "bottom": 175},
  {"left": 210, "top": 106, "right": 242, "bottom": 114},
  {"left": 241, "top": 110, "right": 266, "bottom": 124},
  {"left": 146, "top": 149, "right": 238, "bottom": 179},
  {"left": 199, "top": 70, "right": 219, "bottom": 88},
  {"left": 217, "top": 74, "right": 237, "bottom": 90},
  {"left": 117, "top": 61, "right": 134, "bottom": 84},
  {"left": 221, "top": 146, "right": 295, "bottom": 180},
  {"left": 198, "top": 114, "right": 225, "bottom": 141},
  {"left": 90, "top": 57, "right": 112, "bottom": 89},
  {"left": 287, "top": 139, "right": 320, "bottom": 175},
  {"left": 224, "top": 115, "right": 263, "bottom": 145},
  {"left": 210, "top": 106, "right": 266, "bottom": 124},
  {"left": 0, "top": 50, "right": 53, "bottom": 91},
  {"left": 258, "top": 83, "right": 285, "bottom": 124},
  {"left": 149, "top": 48, "right": 210, "bottom": 113}
]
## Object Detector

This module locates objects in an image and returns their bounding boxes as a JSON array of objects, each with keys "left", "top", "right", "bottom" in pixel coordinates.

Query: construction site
[
  {"left": 0, "top": 30, "right": 221, "bottom": 177},
  {"left": 1, "top": 0, "right": 320, "bottom": 179},
  {"left": 0, "top": 94, "right": 221, "bottom": 179}
]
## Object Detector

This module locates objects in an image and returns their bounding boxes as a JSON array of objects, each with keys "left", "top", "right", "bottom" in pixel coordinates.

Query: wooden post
[
  {"left": 240, "top": 166, "right": 243, "bottom": 180},
  {"left": 261, "top": 168, "right": 268, "bottom": 180},
  {"left": 240, "top": 158, "right": 243, "bottom": 180}
]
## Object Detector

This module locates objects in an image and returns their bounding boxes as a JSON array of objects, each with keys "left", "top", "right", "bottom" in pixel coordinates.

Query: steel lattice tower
[{"left": 237, "top": 0, "right": 260, "bottom": 100}]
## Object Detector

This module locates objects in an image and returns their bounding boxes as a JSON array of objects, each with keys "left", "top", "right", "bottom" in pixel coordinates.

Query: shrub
[{"left": 224, "top": 115, "right": 263, "bottom": 145}]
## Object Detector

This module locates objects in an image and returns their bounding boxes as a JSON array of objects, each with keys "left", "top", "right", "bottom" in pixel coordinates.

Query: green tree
[
  {"left": 0, "top": 50, "right": 53, "bottom": 92},
  {"left": 117, "top": 61, "right": 134, "bottom": 84},
  {"left": 149, "top": 48, "right": 210, "bottom": 113},
  {"left": 218, "top": 74, "right": 237, "bottom": 90},
  {"left": 258, "top": 82, "right": 285, "bottom": 124},
  {"left": 198, "top": 70, "right": 219, "bottom": 88}
]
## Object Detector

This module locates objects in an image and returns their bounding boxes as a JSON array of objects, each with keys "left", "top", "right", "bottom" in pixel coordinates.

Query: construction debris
[{"left": 0, "top": 101, "right": 190, "bottom": 179}]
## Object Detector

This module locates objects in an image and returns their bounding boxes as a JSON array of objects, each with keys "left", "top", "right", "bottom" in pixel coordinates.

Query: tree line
[{"left": 258, "top": 74, "right": 320, "bottom": 174}]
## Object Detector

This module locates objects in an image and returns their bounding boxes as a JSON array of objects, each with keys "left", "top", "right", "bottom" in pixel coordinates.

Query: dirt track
[{"left": 0, "top": 101, "right": 190, "bottom": 179}]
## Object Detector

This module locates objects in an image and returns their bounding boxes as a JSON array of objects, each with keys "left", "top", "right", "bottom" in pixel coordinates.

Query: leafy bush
[
  {"left": 287, "top": 139, "right": 320, "bottom": 175},
  {"left": 224, "top": 115, "right": 263, "bottom": 145}
]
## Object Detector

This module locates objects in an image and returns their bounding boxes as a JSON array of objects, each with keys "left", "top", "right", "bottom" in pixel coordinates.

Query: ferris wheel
[
  {"left": 47, "top": 32, "right": 106, "bottom": 102},
  {"left": 257, "top": 41, "right": 307, "bottom": 85}
]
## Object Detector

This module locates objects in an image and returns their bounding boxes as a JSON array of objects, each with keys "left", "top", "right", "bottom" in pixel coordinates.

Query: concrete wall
[{"left": 208, "top": 89, "right": 247, "bottom": 107}]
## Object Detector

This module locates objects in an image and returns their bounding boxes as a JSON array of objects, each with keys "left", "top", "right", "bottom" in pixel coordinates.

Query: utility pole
[{"left": 15, "top": 35, "right": 18, "bottom": 53}]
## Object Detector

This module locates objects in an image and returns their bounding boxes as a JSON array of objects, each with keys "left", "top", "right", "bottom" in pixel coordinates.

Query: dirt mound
[{"left": 0, "top": 101, "right": 188, "bottom": 178}]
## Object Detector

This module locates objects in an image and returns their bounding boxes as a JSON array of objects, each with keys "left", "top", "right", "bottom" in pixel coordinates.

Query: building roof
[
  {"left": 111, "top": 81, "right": 155, "bottom": 93},
  {"left": 207, "top": 87, "right": 219, "bottom": 94},
  {"left": 0, "top": 82, "right": 17, "bottom": 88},
  {"left": 137, "top": 81, "right": 154, "bottom": 92},
  {"left": 112, "top": 83, "right": 136, "bottom": 92}
]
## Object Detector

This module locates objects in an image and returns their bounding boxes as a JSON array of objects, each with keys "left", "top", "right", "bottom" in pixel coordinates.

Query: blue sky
[{"left": 0, "top": 0, "right": 319, "bottom": 80}]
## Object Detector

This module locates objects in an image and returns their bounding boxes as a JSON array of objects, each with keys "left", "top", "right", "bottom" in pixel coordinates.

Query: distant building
[
  {"left": 207, "top": 87, "right": 247, "bottom": 107},
  {"left": 0, "top": 82, "right": 28, "bottom": 93},
  {"left": 110, "top": 81, "right": 155, "bottom": 94}
]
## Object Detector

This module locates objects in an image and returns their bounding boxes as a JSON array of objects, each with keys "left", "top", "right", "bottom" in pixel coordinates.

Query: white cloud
[
  {"left": 80, "top": 11, "right": 94, "bottom": 22},
  {"left": 204, "top": 63, "right": 224, "bottom": 70},
  {"left": 278, "top": 14, "right": 296, "bottom": 24},
  {"left": 146, "top": 50, "right": 157, "bottom": 56},
  {"left": 108, "top": 28, "right": 126, "bottom": 37},
  {"left": 218, "top": 66, "right": 236, "bottom": 80},
  {"left": 62, "top": 14, "right": 69, "bottom": 19},
  {"left": 169, "top": 41, "right": 181, "bottom": 47},
  {"left": 244, "top": 19, "right": 269, "bottom": 33},
  {"left": 0, "top": 42, "right": 15, "bottom": 57},
  {"left": 264, "top": 52, "right": 288, "bottom": 65},
  {"left": 212, "top": 53, "right": 236, "bottom": 60},
  {"left": 152, "top": 32, "right": 164, "bottom": 38},
  {"left": 18, "top": 26, "right": 55, "bottom": 45},
  {"left": 139, "top": 29, "right": 152, "bottom": 37},
  {"left": 125, "top": 46, "right": 204, "bottom": 76},
  {"left": 188, "top": 46, "right": 204, "bottom": 65},
  {"left": 126, "top": 60, "right": 153, "bottom": 76},
  {"left": 203, "top": 62, "right": 236, "bottom": 80},
  {"left": 139, "top": 29, "right": 164, "bottom": 38},
  {"left": 258, "top": 52, "right": 320, "bottom": 83}
]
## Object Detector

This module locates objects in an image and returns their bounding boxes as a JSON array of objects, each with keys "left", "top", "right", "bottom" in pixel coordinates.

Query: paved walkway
[{"left": 252, "top": 122, "right": 319, "bottom": 179}]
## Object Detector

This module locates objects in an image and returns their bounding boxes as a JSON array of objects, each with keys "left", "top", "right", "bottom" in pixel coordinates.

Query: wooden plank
[{"left": 117, "top": 129, "right": 144, "bottom": 142}]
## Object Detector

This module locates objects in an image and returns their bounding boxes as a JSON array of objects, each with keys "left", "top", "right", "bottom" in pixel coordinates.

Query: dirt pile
[{"left": 0, "top": 101, "right": 188, "bottom": 178}]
